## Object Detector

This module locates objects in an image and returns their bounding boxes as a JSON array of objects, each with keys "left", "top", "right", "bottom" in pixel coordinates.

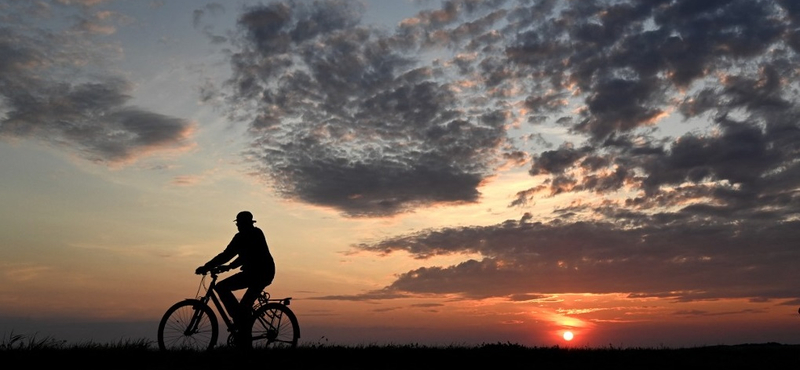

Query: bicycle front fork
[{"left": 185, "top": 303, "right": 207, "bottom": 335}]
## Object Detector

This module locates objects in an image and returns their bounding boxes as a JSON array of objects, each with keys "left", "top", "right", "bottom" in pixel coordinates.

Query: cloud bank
[{"left": 212, "top": 0, "right": 800, "bottom": 302}]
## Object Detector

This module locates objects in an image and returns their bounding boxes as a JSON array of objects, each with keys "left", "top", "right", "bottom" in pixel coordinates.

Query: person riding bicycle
[{"left": 195, "top": 211, "right": 275, "bottom": 342}]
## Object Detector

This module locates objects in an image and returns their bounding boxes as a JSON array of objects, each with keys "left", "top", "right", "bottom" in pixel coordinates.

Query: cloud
[
  {"left": 193, "top": 3, "right": 227, "bottom": 44},
  {"left": 0, "top": 1, "right": 194, "bottom": 164},
  {"left": 202, "top": 0, "right": 800, "bottom": 308},
  {"left": 352, "top": 217, "right": 800, "bottom": 302},
  {"left": 218, "top": 0, "right": 514, "bottom": 217},
  {"left": 3, "top": 264, "right": 53, "bottom": 282},
  {"left": 283, "top": 0, "right": 800, "bottom": 303},
  {"left": 214, "top": 0, "right": 800, "bottom": 220}
]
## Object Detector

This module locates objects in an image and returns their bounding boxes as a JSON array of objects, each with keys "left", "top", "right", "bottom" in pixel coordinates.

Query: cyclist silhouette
[{"left": 195, "top": 211, "right": 275, "bottom": 342}]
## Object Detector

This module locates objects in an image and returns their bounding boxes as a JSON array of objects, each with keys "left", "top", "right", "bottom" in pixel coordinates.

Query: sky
[{"left": 2, "top": 0, "right": 800, "bottom": 349}]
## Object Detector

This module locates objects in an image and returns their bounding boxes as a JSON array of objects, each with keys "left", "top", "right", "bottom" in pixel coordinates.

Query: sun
[{"left": 563, "top": 331, "right": 574, "bottom": 341}]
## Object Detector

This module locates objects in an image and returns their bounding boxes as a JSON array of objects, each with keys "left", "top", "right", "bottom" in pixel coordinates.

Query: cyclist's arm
[
  {"left": 202, "top": 234, "right": 241, "bottom": 269},
  {"left": 229, "top": 257, "right": 243, "bottom": 269}
]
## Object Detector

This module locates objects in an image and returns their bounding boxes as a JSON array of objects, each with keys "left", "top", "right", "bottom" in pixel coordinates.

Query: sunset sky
[{"left": 2, "top": 0, "right": 800, "bottom": 348}]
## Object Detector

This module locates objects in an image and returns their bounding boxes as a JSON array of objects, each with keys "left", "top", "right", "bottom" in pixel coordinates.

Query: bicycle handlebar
[
  {"left": 197, "top": 264, "right": 232, "bottom": 276},
  {"left": 212, "top": 265, "right": 232, "bottom": 274}
]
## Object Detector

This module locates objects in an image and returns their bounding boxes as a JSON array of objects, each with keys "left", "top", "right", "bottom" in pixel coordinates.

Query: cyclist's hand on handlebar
[{"left": 195, "top": 266, "right": 210, "bottom": 275}]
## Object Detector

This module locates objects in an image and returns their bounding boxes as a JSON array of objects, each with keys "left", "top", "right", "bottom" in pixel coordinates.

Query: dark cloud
[
  {"left": 222, "top": 0, "right": 512, "bottom": 216},
  {"left": 352, "top": 217, "right": 800, "bottom": 302},
  {"left": 271, "top": 0, "right": 800, "bottom": 304},
  {"left": 0, "top": 2, "right": 193, "bottom": 164}
]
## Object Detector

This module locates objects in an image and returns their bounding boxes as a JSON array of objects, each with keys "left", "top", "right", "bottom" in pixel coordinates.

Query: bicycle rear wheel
[
  {"left": 158, "top": 299, "right": 219, "bottom": 351},
  {"left": 250, "top": 302, "right": 300, "bottom": 348}
]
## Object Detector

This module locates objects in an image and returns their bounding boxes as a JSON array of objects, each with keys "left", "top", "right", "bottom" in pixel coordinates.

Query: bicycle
[{"left": 157, "top": 265, "right": 300, "bottom": 351}]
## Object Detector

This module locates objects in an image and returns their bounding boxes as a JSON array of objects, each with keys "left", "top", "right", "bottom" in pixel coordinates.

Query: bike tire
[
  {"left": 250, "top": 302, "right": 300, "bottom": 349},
  {"left": 157, "top": 299, "right": 219, "bottom": 351}
]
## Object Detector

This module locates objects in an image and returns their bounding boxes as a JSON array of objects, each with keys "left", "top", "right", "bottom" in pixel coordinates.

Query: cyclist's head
[{"left": 234, "top": 211, "right": 256, "bottom": 226}]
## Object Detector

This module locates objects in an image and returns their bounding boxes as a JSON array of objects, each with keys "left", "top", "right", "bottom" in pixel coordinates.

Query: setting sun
[{"left": 563, "top": 331, "right": 574, "bottom": 341}]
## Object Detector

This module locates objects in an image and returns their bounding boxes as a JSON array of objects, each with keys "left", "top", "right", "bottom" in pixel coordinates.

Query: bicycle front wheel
[
  {"left": 157, "top": 299, "right": 219, "bottom": 351},
  {"left": 250, "top": 303, "right": 300, "bottom": 348}
]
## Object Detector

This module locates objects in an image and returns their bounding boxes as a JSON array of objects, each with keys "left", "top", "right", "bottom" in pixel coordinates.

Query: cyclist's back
[{"left": 222, "top": 225, "right": 274, "bottom": 273}]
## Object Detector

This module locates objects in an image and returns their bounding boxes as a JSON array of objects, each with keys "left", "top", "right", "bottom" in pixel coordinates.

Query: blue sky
[{"left": 2, "top": 0, "right": 800, "bottom": 348}]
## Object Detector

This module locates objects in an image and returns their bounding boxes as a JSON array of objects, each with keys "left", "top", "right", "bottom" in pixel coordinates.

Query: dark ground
[{"left": 3, "top": 342, "right": 799, "bottom": 369}]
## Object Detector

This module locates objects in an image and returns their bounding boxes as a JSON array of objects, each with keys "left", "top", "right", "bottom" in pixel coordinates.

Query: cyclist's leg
[
  {"left": 236, "top": 280, "right": 271, "bottom": 349},
  {"left": 219, "top": 277, "right": 268, "bottom": 349},
  {"left": 238, "top": 269, "right": 273, "bottom": 321},
  {"left": 241, "top": 280, "right": 269, "bottom": 312},
  {"left": 214, "top": 273, "right": 250, "bottom": 328}
]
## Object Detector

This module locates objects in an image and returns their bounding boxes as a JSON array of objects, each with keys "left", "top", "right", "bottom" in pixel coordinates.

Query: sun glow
[{"left": 563, "top": 331, "right": 574, "bottom": 341}]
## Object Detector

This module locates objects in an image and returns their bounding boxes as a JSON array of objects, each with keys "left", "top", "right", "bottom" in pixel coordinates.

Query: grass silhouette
[{"left": 3, "top": 332, "right": 798, "bottom": 369}]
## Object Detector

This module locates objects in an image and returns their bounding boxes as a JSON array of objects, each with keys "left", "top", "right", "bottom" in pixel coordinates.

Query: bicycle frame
[
  {"left": 189, "top": 269, "right": 294, "bottom": 335},
  {"left": 187, "top": 270, "right": 236, "bottom": 335}
]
